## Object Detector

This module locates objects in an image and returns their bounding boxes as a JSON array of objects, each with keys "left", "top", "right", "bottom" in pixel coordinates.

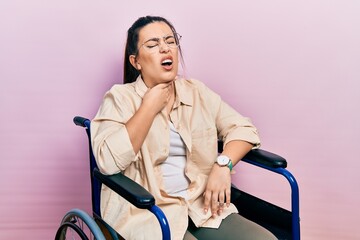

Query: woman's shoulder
[
  {"left": 176, "top": 77, "right": 208, "bottom": 90},
  {"left": 109, "top": 82, "right": 135, "bottom": 90},
  {"left": 99, "top": 84, "right": 139, "bottom": 107},
  {"left": 176, "top": 77, "right": 218, "bottom": 97},
  {"left": 176, "top": 77, "right": 221, "bottom": 109},
  {"left": 107, "top": 83, "right": 136, "bottom": 95}
]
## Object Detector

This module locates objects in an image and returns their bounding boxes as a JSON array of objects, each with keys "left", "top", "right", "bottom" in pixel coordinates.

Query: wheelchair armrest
[
  {"left": 243, "top": 149, "right": 287, "bottom": 168},
  {"left": 218, "top": 140, "right": 287, "bottom": 168},
  {"left": 93, "top": 168, "right": 155, "bottom": 209}
]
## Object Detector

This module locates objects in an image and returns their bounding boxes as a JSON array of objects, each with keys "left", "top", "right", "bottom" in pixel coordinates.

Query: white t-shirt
[{"left": 161, "top": 121, "right": 190, "bottom": 199}]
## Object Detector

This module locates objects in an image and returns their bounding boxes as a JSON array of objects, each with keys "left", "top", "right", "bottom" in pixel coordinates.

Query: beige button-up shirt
[{"left": 91, "top": 76, "right": 260, "bottom": 240}]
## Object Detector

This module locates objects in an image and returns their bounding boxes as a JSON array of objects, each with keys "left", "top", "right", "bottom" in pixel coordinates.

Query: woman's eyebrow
[{"left": 144, "top": 37, "right": 160, "bottom": 43}]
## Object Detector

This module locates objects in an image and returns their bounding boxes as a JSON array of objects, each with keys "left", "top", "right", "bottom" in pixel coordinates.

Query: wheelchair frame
[{"left": 55, "top": 116, "right": 300, "bottom": 240}]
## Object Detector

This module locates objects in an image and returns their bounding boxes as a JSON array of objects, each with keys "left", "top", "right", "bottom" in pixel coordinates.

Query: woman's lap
[{"left": 184, "top": 213, "right": 277, "bottom": 240}]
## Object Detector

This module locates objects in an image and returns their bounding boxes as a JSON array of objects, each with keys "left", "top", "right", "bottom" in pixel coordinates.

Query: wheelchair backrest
[{"left": 74, "top": 117, "right": 102, "bottom": 217}]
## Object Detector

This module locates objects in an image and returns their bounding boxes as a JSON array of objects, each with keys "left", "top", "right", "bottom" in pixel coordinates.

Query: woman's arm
[
  {"left": 125, "top": 82, "right": 173, "bottom": 153},
  {"left": 221, "top": 139, "right": 254, "bottom": 167},
  {"left": 91, "top": 82, "right": 173, "bottom": 174}
]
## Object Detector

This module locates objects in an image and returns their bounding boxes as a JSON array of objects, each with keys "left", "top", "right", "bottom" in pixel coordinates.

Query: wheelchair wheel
[
  {"left": 55, "top": 208, "right": 106, "bottom": 240},
  {"left": 55, "top": 221, "right": 89, "bottom": 240}
]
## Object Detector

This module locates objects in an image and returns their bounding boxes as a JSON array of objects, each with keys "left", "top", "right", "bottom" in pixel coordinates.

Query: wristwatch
[{"left": 216, "top": 155, "right": 233, "bottom": 171}]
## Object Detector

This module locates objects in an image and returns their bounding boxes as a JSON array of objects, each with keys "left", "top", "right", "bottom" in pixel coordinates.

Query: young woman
[{"left": 91, "top": 15, "right": 277, "bottom": 240}]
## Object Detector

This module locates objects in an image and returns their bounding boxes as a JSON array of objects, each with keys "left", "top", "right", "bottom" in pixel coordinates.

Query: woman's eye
[
  {"left": 146, "top": 44, "right": 157, "bottom": 49},
  {"left": 165, "top": 37, "right": 176, "bottom": 45},
  {"left": 145, "top": 40, "right": 159, "bottom": 48}
]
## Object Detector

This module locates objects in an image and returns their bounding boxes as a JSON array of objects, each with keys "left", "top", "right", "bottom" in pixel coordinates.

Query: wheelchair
[{"left": 55, "top": 116, "right": 300, "bottom": 240}]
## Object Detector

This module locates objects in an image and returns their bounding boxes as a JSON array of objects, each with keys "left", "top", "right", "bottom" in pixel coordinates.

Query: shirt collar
[
  {"left": 134, "top": 75, "right": 148, "bottom": 98},
  {"left": 133, "top": 75, "right": 193, "bottom": 107},
  {"left": 174, "top": 78, "right": 193, "bottom": 107}
]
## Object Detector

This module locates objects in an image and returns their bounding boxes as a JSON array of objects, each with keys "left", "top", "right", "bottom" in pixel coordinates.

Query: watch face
[{"left": 217, "top": 155, "right": 230, "bottom": 166}]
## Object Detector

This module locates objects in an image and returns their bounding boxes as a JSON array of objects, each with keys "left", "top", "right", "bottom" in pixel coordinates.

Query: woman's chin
[{"left": 162, "top": 73, "right": 177, "bottom": 82}]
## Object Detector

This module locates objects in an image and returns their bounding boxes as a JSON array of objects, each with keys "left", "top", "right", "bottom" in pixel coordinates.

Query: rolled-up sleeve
[
  {"left": 217, "top": 101, "right": 260, "bottom": 149},
  {"left": 90, "top": 86, "right": 137, "bottom": 175}
]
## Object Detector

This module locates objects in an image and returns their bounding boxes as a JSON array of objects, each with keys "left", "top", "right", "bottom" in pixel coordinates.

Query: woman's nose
[{"left": 159, "top": 41, "right": 170, "bottom": 53}]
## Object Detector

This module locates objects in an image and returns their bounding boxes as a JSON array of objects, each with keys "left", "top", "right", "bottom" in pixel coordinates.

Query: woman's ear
[{"left": 129, "top": 55, "right": 141, "bottom": 70}]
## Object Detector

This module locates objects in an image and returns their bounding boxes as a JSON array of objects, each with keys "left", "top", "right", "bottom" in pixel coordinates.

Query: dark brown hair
[{"left": 123, "top": 16, "right": 184, "bottom": 84}]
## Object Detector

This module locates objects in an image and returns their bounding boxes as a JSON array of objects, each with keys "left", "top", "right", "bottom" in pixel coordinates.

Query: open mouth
[{"left": 161, "top": 59, "right": 173, "bottom": 66}]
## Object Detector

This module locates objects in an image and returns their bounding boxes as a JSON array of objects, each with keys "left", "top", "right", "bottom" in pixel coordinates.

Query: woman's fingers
[
  {"left": 225, "top": 187, "right": 231, "bottom": 207},
  {"left": 143, "top": 83, "right": 173, "bottom": 113},
  {"left": 203, "top": 191, "right": 211, "bottom": 214},
  {"left": 218, "top": 191, "right": 225, "bottom": 214},
  {"left": 211, "top": 192, "right": 219, "bottom": 217},
  {"left": 204, "top": 190, "right": 229, "bottom": 218}
]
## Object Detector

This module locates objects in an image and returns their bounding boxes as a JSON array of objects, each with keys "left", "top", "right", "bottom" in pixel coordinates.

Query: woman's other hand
[
  {"left": 202, "top": 140, "right": 254, "bottom": 217},
  {"left": 203, "top": 164, "right": 231, "bottom": 218}
]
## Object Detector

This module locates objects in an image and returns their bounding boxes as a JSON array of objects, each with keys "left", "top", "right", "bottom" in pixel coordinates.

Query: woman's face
[{"left": 131, "top": 21, "right": 179, "bottom": 88}]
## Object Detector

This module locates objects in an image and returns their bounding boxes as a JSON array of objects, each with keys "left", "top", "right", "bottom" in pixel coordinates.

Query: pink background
[{"left": 1, "top": 1, "right": 359, "bottom": 239}]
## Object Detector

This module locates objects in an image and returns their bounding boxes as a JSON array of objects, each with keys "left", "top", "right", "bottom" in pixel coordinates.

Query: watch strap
[{"left": 227, "top": 159, "right": 233, "bottom": 171}]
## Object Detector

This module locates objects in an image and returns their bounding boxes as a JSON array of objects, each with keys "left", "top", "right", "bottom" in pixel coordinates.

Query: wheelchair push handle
[{"left": 73, "top": 116, "right": 90, "bottom": 128}]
